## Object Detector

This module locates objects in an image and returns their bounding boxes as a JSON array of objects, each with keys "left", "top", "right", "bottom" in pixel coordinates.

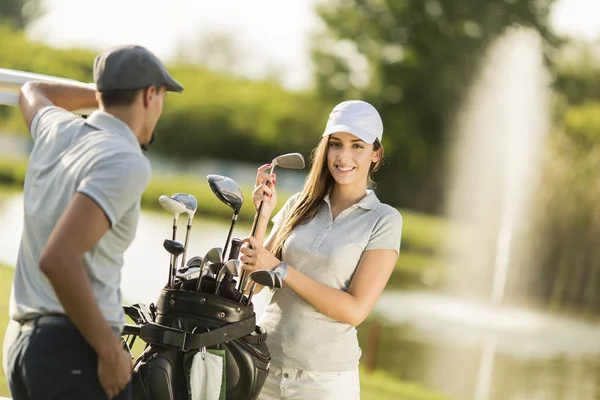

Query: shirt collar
[
  {"left": 323, "top": 189, "right": 379, "bottom": 210},
  {"left": 84, "top": 110, "right": 141, "bottom": 151}
]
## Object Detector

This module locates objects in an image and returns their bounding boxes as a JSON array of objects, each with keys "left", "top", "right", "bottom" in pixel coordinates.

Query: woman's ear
[{"left": 371, "top": 147, "right": 382, "bottom": 163}]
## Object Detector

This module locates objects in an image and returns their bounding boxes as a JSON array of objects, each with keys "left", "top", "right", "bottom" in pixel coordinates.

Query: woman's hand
[
  {"left": 240, "top": 236, "right": 280, "bottom": 275},
  {"left": 253, "top": 164, "right": 277, "bottom": 217}
]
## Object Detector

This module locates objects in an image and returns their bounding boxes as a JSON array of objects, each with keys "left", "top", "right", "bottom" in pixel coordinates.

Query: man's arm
[
  {"left": 19, "top": 81, "right": 97, "bottom": 131},
  {"left": 38, "top": 192, "right": 123, "bottom": 364}
]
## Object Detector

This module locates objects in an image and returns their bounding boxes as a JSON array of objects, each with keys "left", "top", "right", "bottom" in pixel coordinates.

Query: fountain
[{"left": 443, "top": 27, "right": 550, "bottom": 399}]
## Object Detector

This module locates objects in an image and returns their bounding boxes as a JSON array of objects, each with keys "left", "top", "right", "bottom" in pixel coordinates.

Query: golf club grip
[
  {"left": 251, "top": 178, "right": 272, "bottom": 237},
  {"left": 229, "top": 238, "right": 243, "bottom": 260}
]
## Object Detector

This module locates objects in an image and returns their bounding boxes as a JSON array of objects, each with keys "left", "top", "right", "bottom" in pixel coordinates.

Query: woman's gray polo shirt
[
  {"left": 9, "top": 106, "right": 151, "bottom": 332},
  {"left": 258, "top": 190, "right": 402, "bottom": 372}
]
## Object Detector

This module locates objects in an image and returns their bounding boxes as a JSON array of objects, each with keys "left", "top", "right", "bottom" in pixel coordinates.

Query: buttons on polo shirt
[{"left": 283, "top": 372, "right": 289, "bottom": 378}]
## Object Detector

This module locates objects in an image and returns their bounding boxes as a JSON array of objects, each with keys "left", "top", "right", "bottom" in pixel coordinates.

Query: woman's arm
[
  {"left": 285, "top": 249, "right": 397, "bottom": 326},
  {"left": 240, "top": 236, "right": 397, "bottom": 326}
]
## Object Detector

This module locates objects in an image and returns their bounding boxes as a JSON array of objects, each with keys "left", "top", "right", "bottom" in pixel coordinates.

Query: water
[{"left": 3, "top": 191, "right": 600, "bottom": 399}]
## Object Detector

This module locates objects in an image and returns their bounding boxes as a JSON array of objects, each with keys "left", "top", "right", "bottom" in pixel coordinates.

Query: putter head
[
  {"left": 272, "top": 153, "right": 305, "bottom": 170},
  {"left": 186, "top": 256, "right": 203, "bottom": 268},
  {"left": 249, "top": 270, "right": 283, "bottom": 289},
  {"left": 159, "top": 195, "right": 186, "bottom": 216},
  {"left": 172, "top": 193, "right": 198, "bottom": 218},
  {"left": 206, "top": 175, "right": 244, "bottom": 214},
  {"left": 163, "top": 239, "right": 185, "bottom": 256}
]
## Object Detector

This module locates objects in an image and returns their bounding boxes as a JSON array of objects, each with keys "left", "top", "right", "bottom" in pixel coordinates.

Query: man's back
[{"left": 10, "top": 106, "right": 151, "bottom": 330}]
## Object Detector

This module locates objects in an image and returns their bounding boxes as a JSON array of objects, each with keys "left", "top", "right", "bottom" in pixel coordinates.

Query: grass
[
  {"left": 0, "top": 264, "right": 13, "bottom": 397},
  {"left": 0, "top": 264, "right": 455, "bottom": 400}
]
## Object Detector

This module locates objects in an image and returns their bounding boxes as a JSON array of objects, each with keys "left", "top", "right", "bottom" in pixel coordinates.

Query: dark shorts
[{"left": 7, "top": 315, "right": 131, "bottom": 400}]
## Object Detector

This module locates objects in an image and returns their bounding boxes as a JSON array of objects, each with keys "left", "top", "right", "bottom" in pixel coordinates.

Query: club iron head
[
  {"left": 206, "top": 175, "right": 244, "bottom": 214},
  {"left": 205, "top": 247, "right": 224, "bottom": 264},
  {"left": 272, "top": 153, "right": 305, "bottom": 170}
]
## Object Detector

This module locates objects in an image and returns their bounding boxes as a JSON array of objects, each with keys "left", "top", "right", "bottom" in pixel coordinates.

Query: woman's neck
[{"left": 329, "top": 184, "right": 368, "bottom": 213}]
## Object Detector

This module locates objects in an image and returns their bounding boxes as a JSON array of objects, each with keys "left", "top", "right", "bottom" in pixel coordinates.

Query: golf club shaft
[
  {"left": 251, "top": 164, "right": 275, "bottom": 237},
  {"left": 246, "top": 281, "right": 257, "bottom": 305},
  {"left": 222, "top": 213, "right": 238, "bottom": 262},
  {"left": 180, "top": 221, "right": 192, "bottom": 269}
]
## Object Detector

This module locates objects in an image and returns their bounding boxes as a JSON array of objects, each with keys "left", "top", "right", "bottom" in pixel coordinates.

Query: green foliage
[
  {"left": 0, "top": 0, "right": 43, "bottom": 30},
  {"left": 312, "top": 0, "right": 557, "bottom": 211}
]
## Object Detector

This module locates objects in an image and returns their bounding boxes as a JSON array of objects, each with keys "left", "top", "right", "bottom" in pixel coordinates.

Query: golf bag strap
[{"left": 139, "top": 315, "right": 255, "bottom": 351}]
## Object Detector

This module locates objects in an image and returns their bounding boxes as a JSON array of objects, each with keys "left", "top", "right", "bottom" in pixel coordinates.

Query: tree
[
  {"left": 312, "top": 0, "right": 558, "bottom": 212},
  {"left": 0, "top": 0, "right": 43, "bottom": 29}
]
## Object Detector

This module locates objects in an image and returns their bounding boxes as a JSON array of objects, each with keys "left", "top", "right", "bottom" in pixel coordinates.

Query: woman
[{"left": 240, "top": 100, "right": 402, "bottom": 400}]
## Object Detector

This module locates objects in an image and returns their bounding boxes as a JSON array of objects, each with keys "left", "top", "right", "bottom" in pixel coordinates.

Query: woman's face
[{"left": 326, "top": 132, "right": 380, "bottom": 189}]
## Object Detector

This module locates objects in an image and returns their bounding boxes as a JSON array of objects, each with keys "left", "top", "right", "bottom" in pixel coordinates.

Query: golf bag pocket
[{"left": 132, "top": 346, "right": 188, "bottom": 400}]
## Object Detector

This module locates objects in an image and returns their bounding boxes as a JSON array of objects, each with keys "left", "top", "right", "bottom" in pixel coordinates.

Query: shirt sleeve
[
  {"left": 365, "top": 207, "right": 403, "bottom": 255},
  {"left": 30, "top": 106, "right": 79, "bottom": 143},
  {"left": 76, "top": 153, "right": 151, "bottom": 227},
  {"left": 272, "top": 192, "right": 302, "bottom": 227}
]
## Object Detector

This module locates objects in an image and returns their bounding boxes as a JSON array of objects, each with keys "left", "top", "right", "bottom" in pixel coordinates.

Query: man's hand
[{"left": 97, "top": 342, "right": 132, "bottom": 399}]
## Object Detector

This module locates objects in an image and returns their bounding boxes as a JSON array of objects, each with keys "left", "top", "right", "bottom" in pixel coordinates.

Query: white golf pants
[{"left": 257, "top": 366, "right": 360, "bottom": 400}]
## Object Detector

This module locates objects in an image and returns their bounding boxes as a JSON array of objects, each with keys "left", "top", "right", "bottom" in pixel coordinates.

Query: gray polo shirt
[
  {"left": 258, "top": 190, "right": 402, "bottom": 372},
  {"left": 9, "top": 106, "right": 151, "bottom": 331}
]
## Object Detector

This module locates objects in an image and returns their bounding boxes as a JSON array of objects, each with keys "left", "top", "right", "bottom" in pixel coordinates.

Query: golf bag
[{"left": 128, "top": 276, "right": 271, "bottom": 400}]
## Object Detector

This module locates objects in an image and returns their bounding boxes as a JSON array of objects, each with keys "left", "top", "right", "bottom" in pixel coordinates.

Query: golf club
[
  {"left": 246, "top": 269, "right": 284, "bottom": 305},
  {"left": 238, "top": 152, "right": 305, "bottom": 292},
  {"left": 207, "top": 175, "right": 244, "bottom": 259},
  {"left": 195, "top": 247, "right": 224, "bottom": 292},
  {"left": 215, "top": 259, "right": 240, "bottom": 295},
  {"left": 172, "top": 193, "right": 198, "bottom": 270},
  {"left": 158, "top": 195, "right": 186, "bottom": 241},
  {"left": 163, "top": 239, "right": 185, "bottom": 288}
]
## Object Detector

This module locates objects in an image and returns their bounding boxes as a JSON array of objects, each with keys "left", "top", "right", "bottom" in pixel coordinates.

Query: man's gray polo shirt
[
  {"left": 258, "top": 190, "right": 402, "bottom": 372},
  {"left": 9, "top": 106, "right": 151, "bottom": 332}
]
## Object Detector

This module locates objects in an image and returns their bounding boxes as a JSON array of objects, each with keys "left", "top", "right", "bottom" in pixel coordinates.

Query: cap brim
[
  {"left": 164, "top": 75, "right": 184, "bottom": 93},
  {"left": 322, "top": 124, "right": 377, "bottom": 144}
]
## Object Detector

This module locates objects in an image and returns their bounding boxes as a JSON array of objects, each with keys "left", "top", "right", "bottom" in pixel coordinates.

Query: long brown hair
[{"left": 268, "top": 136, "right": 384, "bottom": 258}]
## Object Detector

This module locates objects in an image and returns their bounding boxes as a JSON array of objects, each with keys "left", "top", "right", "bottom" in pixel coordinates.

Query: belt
[
  {"left": 19, "top": 314, "right": 75, "bottom": 330},
  {"left": 18, "top": 314, "right": 122, "bottom": 337}
]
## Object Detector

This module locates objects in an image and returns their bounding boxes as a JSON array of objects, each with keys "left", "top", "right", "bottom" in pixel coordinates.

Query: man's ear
[{"left": 142, "top": 86, "right": 157, "bottom": 108}]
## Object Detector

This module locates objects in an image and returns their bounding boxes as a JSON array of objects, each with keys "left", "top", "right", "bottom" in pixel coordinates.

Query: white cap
[{"left": 322, "top": 100, "right": 383, "bottom": 144}]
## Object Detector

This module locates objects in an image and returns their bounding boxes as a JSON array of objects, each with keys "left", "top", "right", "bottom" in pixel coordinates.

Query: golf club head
[
  {"left": 272, "top": 153, "right": 305, "bottom": 170},
  {"left": 159, "top": 195, "right": 186, "bottom": 216},
  {"left": 205, "top": 261, "right": 222, "bottom": 278},
  {"left": 224, "top": 260, "right": 240, "bottom": 277},
  {"left": 186, "top": 256, "right": 203, "bottom": 268},
  {"left": 163, "top": 239, "right": 185, "bottom": 257},
  {"left": 206, "top": 175, "right": 244, "bottom": 214},
  {"left": 176, "top": 268, "right": 201, "bottom": 281},
  {"left": 204, "top": 247, "right": 224, "bottom": 264},
  {"left": 248, "top": 270, "right": 283, "bottom": 289},
  {"left": 172, "top": 193, "right": 198, "bottom": 219}
]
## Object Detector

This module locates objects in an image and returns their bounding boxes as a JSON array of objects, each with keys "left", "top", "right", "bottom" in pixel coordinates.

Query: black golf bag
[{"left": 125, "top": 275, "right": 271, "bottom": 400}]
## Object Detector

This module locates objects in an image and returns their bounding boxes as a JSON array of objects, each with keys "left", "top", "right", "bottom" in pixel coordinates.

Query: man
[{"left": 4, "top": 44, "right": 183, "bottom": 399}]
